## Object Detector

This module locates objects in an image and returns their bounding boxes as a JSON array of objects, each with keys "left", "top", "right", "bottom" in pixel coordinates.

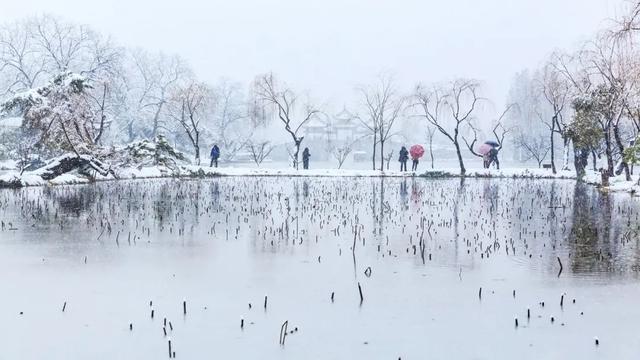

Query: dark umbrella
[{"left": 484, "top": 140, "right": 500, "bottom": 147}]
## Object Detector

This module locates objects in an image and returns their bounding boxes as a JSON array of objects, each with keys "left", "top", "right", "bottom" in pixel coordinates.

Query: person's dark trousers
[
  {"left": 210, "top": 158, "right": 218, "bottom": 168},
  {"left": 400, "top": 161, "right": 407, "bottom": 171},
  {"left": 303, "top": 161, "right": 309, "bottom": 169},
  {"left": 412, "top": 160, "right": 418, "bottom": 171}
]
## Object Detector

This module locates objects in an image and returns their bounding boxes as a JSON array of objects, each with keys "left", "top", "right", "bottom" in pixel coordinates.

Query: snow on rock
[
  {"left": 0, "top": 160, "right": 17, "bottom": 170},
  {"left": 48, "top": 173, "right": 90, "bottom": 186},
  {"left": 0, "top": 173, "right": 46, "bottom": 188},
  {"left": 100, "top": 135, "right": 189, "bottom": 170}
]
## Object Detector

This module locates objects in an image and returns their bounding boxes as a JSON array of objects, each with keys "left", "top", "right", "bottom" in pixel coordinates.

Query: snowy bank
[
  {"left": 0, "top": 162, "right": 586, "bottom": 189},
  {"left": 4, "top": 153, "right": 639, "bottom": 195}
]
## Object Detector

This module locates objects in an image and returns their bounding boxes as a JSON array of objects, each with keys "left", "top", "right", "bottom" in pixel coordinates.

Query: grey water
[{"left": 0, "top": 177, "right": 639, "bottom": 359}]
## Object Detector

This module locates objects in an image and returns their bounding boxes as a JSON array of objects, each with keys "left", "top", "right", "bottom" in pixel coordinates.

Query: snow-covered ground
[
  {"left": 0, "top": 164, "right": 577, "bottom": 187},
  {"left": 584, "top": 171, "right": 640, "bottom": 194},
  {"left": 3, "top": 158, "right": 639, "bottom": 196}
]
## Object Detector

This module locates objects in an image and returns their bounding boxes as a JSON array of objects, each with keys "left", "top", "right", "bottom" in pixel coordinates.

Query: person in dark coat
[
  {"left": 488, "top": 148, "right": 500, "bottom": 169},
  {"left": 399, "top": 146, "right": 409, "bottom": 171},
  {"left": 302, "top": 147, "right": 311, "bottom": 169},
  {"left": 210, "top": 144, "right": 220, "bottom": 168}
]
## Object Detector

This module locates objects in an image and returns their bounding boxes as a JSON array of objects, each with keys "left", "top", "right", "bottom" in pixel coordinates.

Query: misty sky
[{"left": 1, "top": 0, "right": 622, "bottom": 115}]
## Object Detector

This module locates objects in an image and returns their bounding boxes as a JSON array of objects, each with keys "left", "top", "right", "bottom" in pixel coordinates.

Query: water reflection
[{"left": 2, "top": 177, "right": 640, "bottom": 278}]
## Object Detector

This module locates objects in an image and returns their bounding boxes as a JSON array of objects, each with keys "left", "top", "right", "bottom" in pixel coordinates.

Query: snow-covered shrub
[
  {"left": 100, "top": 135, "right": 189, "bottom": 169},
  {"left": 1, "top": 72, "right": 100, "bottom": 155}
]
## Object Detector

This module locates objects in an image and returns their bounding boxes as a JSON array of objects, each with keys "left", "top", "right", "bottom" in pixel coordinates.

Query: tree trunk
[
  {"left": 591, "top": 150, "right": 597, "bottom": 172},
  {"left": 379, "top": 138, "right": 384, "bottom": 171},
  {"left": 550, "top": 121, "right": 556, "bottom": 174},
  {"left": 194, "top": 144, "right": 200, "bottom": 165},
  {"left": 613, "top": 124, "right": 631, "bottom": 181},
  {"left": 128, "top": 121, "right": 135, "bottom": 142},
  {"left": 151, "top": 102, "right": 165, "bottom": 139},
  {"left": 561, "top": 137, "right": 570, "bottom": 171},
  {"left": 573, "top": 147, "right": 588, "bottom": 181},
  {"left": 429, "top": 142, "right": 434, "bottom": 169},
  {"left": 293, "top": 140, "right": 301, "bottom": 170},
  {"left": 454, "top": 140, "right": 465, "bottom": 176},
  {"left": 603, "top": 130, "right": 614, "bottom": 176},
  {"left": 371, "top": 132, "right": 377, "bottom": 171}
]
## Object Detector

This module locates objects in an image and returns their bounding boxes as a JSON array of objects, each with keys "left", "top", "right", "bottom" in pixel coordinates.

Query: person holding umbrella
[
  {"left": 477, "top": 141, "right": 500, "bottom": 169},
  {"left": 410, "top": 144, "right": 425, "bottom": 172}
]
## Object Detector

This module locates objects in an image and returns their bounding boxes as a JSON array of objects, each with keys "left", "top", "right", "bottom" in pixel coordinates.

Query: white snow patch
[
  {"left": 0, "top": 160, "right": 17, "bottom": 170},
  {"left": 0, "top": 117, "right": 22, "bottom": 128},
  {"left": 4, "top": 162, "right": 640, "bottom": 197}
]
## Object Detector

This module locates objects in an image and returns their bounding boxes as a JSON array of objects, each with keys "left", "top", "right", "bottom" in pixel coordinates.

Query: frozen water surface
[{"left": 1, "top": 177, "right": 639, "bottom": 359}]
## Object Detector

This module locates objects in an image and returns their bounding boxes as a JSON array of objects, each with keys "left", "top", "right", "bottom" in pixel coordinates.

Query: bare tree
[
  {"left": 254, "top": 73, "right": 319, "bottom": 169},
  {"left": 168, "top": 81, "right": 212, "bottom": 165},
  {"left": 536, "top": 57, "right": 571, "bottom": 173},
  {"left": 128, "top": 49, "right": 190, "bottom": 140},
  {"left": 0, "top": 20, "right": 46, "bottom": 94},
  {"left": 616, "top": 1, "right": 640, "bottom": 35},
  {"left": 414, "top": 79, "right": 481, "bottom": 176},
  {"left": 331, "top": 144, "right": 354, "bottom": 169},
  {"left": 514, "top": 133, "right": 550, "bottom": 167},
  {"left": 0, "top": 15, "right": 120, "bottom": 94},
  {"left": 212, "top": 80, "right": 251, "bottom": 162},
  {"left": 384, "top": 150, "right": 394, "bottom": 170},
  {"left": 356, "top": 74, "right": 406, "bottom": 171},
  {"left": 462, "top": 104, "right": 514, "bottom": 169},
  {"left": 85, "top": 81, "right": 111, "bottom": 144},
  {"left": 246, "top": 140, "right": 275, "bottom": 167}
]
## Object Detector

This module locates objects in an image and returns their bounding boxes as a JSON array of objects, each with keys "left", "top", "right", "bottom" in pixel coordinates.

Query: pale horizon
[{"left": 0, "top": 0, "right": 621, "bottom": 113}]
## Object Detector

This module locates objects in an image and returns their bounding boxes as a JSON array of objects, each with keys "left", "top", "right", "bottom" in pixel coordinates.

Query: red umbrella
[
  {"left": 478, "top": 143, "right": 493, "bottom": 156},
  {"left": 410, "top": 145, "right": 425, "bottom": 159}
]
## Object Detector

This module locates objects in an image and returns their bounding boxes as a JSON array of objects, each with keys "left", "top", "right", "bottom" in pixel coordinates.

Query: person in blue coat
[{"left": 210, "top": 144, "right": 220, "bottom": 167}]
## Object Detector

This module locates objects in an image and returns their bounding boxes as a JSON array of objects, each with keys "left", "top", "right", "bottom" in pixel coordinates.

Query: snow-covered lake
[{"left": 0, "top": 177, "right": 639, "bottom": 359}]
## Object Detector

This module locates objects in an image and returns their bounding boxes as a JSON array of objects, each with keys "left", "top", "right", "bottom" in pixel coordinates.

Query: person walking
[
  {"left": 399, "top": 146, "right": 409, "bottom": 171},
  {"left": 302, "top": 147, "right": 311, "bottom": 170},
  {"left": 210, "top": 144, "right": 220, "bottom": 168}
]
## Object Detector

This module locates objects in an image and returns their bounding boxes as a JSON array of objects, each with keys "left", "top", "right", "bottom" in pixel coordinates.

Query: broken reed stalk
[
  {"left": 358, "top": 282, "right": 364, "bottom": 304},
  {"left": 557, "top": 257, "right": 563, "bottom": 277},
  {"left": 279, "top": 320, "right": 289, "bottom": 345},
  {"left": 352, "top": 225, "right": 358, "bottom": 255}
]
